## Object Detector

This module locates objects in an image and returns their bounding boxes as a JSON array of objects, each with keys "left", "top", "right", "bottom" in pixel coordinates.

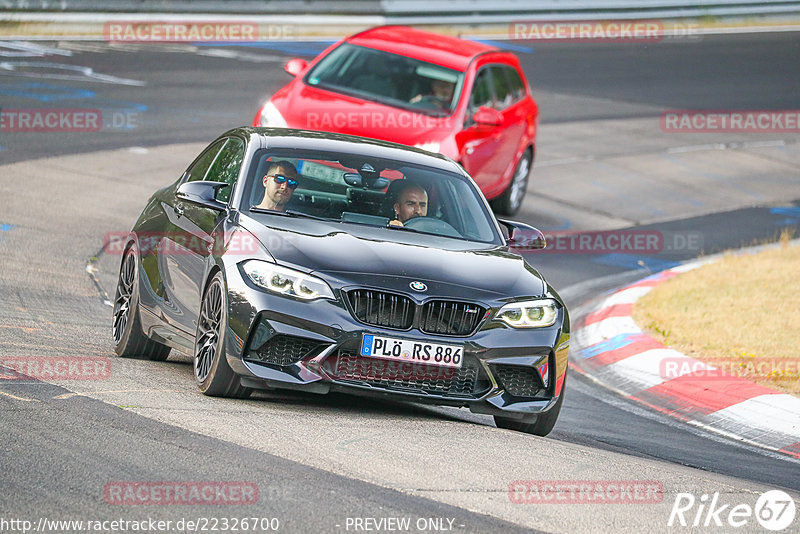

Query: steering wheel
[
  {"left": 412, "top": 95, "right": 449, "bottom": 111},
  {"left": 402, "top": 216, "right": 461, "bottom": 238}
]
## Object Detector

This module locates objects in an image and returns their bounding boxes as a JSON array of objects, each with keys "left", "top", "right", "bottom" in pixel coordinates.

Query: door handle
[{"left": 174, "top": 203, "right": 185, "bottom": 217}]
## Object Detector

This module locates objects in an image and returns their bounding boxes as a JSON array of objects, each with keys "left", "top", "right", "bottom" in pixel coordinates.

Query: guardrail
[
  {"left": 3, "top": 0, "right": 800, "bottom": 20},
  {"left": 2, "top": 0, "right": 799, "bottom": 41}
]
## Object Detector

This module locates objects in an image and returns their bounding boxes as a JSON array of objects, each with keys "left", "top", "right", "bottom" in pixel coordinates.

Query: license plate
[{"left": 360, "top": 334, "right": 463, "bottom": 368}]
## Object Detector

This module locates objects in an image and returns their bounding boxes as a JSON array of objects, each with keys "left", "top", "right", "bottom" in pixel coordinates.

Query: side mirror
[
  {"left": 497, "top": 219, "right": 546, "bottom": 250},
  {"left": 284, "top": 58, "right": 307, "bottom": 77},
  {"left": 472, "top": 106, "right": 502, "bottom": 126},
  {"left": 176, "top": 181, "right": 228, "bottom": 211}
]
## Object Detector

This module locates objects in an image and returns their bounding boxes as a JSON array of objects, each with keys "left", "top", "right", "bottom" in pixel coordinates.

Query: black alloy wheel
[
  {"left": 113, "top": 248, "right": 170, "bottom": 360},
  {"left": 492, "top": 149, "right": 532, "bottom": 216},
  {"left": 194, "top": 271, "right": 251, "bottom": 398}
]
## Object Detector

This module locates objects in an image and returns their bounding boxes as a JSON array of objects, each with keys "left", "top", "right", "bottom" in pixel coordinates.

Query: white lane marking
[
  {"left": 574, "top": 316, "right": 641, "bottom": 348},
  {"left": 58, "top": 42, "right": 201, "bottom": 54},
  {"left": 703, "top": 394, "right": 800, "bottom": 442},
  {"left": 0, "top": 40, "right": 72, "bottom": 57},
  {"left": 195, "top": 48, "right": 287, "bottom": 63},
  {"left": 667, "top": 143, "right": 728, "bottom": 153},
  {"left": 602, "top": 286, "right": 653, "bottom": 306},
  {"left": 742, "top": 140, "right": 788, "bottom": 148},
  {"left": 0, "top": 61, "right": 146, "bottom": 86},
  {"left": 668, "top": 140, "right": 788, "bottom": 154},
  {"left": 608, "top": 348, "right": 696, "bottom": 391}
]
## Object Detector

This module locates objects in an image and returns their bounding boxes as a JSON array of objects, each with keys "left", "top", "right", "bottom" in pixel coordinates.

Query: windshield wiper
[{"left": 250, "top": 207, "right": 332, "bottom": 221}]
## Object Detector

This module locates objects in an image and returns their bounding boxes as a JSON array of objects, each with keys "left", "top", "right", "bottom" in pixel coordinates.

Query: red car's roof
[{"left": 346, "top": 26, "right": 498, "bottom": 71}]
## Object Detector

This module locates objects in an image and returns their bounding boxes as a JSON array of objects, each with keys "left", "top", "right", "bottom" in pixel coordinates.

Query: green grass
[{"left": 633, "top": 233, "right": 799, "bottom": 396}]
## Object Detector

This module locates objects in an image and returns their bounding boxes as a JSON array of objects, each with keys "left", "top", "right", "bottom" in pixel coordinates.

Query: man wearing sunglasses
[{"left": 255, "top": 161, "right": 299, "bottom": 211}]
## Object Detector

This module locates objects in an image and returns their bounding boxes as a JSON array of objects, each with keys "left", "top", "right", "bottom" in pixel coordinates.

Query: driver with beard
[
  {"left": 254, "top": 161, "right": 298, "bottom": 212},
  {"left": 388, "top": 181, "right": 428, "bottom": 227}
]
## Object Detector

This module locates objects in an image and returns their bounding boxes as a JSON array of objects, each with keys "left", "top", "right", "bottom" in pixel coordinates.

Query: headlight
[
  {"left": 242, "top": 260, "right": 334, "bottom": 301},
  {"left": 496, "top": 299, "right": 558, "bottom": 328},
  {"left": 258, "top": 101, "right": 287, "bottom": 128}
]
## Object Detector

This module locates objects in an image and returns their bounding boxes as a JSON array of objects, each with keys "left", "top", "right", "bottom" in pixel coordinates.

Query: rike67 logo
[{"left": 668, "top": 490, "right": 796, "bottom": 531}]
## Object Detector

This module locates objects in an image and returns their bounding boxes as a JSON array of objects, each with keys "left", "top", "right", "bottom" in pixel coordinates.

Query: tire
[
  {"left": 494, "top": 372, "right": 566, "bottom": 437},
  {"left": 491, "top": 148, "right": 532, "bottom": 217},
  {"left": 113, "top": 248, "right": 171, "bottom": 361},
  {"left": 194, "top": 271, "right": 251, "bottom": 399}
]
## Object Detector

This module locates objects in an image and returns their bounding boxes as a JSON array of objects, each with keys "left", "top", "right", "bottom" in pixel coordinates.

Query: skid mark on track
[
  {"left": 0, "top": 324, "right": 41, "bottom": 333},
  {"left": 53, "top": 389, "right": 184, "bottom": 400},
  {"left": 336, "top": 434, "right": 383, "bottom": 450},
  {"left": 0, "top": 390, "right": 38, "bottom": 402}
]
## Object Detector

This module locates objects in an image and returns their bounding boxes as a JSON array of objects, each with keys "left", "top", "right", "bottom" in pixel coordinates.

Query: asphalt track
[{"left": 1, "top": 33, "right": 800, "bottom": 533}]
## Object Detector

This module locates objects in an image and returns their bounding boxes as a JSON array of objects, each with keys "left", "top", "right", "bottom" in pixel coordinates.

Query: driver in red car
[
  {"left": 389, "top": 181, "right": 428, "bottom": 227},
  {"left": 410, "top": 79, "right": 455, "bottom": 110}
]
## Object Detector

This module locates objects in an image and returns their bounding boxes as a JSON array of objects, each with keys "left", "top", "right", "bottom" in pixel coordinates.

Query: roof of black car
[{"left": 232, "top": 127, "right": 462, "bottom": 174}]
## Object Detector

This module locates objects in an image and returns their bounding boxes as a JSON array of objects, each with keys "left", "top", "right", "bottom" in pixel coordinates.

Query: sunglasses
[{"left": 269, "top": 174, "right": 298, "bottom": 189}]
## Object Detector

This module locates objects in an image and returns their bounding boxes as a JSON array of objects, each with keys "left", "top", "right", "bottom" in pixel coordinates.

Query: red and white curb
[{"left": 571, "top": 260, "right": 800, "bottom": 459}]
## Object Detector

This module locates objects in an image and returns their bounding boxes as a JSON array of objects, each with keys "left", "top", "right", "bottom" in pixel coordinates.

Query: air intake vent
[
  {"left": 331, "top": 351, "right": 488, "bottom": 398},
  {"left": 493, "top": 365, "right": 544, "bottom": 397},
  {"left": 247, "top": 334, "right": 323, "bottom": 366}
]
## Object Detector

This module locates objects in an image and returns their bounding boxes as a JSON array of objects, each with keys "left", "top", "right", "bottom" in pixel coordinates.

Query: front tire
[
  {"left": 494, "top": 372, "right": 566, "bottom": 437},
  {"left": 113, "top": 248, "right": 171, "bottom": 361},
  {"left": 194, "top": 272, "right": 251, "bottom": 398},
  {"left": 491, "top": 148, "right": 532, "bottom": 217}
]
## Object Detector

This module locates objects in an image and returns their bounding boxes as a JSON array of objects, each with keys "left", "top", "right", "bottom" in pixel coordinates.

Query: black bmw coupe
[{"left": 112, "top": 127, "right": 569, "bottom": 436}]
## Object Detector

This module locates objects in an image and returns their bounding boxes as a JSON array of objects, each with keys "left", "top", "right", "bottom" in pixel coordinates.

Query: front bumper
[{"left": 224, "top": 267, "right": 569, "bottom": 419}]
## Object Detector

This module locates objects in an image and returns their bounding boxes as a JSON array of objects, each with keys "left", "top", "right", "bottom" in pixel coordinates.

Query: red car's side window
[
  {"left": 470, "top": 65, "right": 525, "bottom": 112},
  {"left": 470, "top": 69, "right": 493, "bottom": 112},
  {"left": 505, "top": 67, "right": 526, "bottom": 100}
]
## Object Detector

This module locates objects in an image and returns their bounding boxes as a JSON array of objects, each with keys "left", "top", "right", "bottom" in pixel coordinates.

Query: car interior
[
  {"left": 246, "top": 153, "right": 497, "bottom": 243},
  {"left": 306, "top": 43, "right": 461, "bottom": 113}
]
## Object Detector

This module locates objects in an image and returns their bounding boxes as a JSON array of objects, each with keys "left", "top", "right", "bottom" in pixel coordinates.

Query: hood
[
  {"left": 239, "top": 215, "right": 546, "bottom": 303},
  {"left": 272, "top": 83, "right": 457, "bottom": 153}
]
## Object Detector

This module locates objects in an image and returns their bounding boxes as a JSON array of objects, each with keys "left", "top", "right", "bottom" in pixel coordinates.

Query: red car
[{"left": 253, "top": 25, "right": 538, "bottom": 215}]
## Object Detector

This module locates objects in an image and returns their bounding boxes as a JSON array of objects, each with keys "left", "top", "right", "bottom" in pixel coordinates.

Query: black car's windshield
[
  {"left": 304, "top": 43, "right": 464, "bottom": 116},
  {"left": 243, "top": 149, "right": 501, "bottom": 244}
]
